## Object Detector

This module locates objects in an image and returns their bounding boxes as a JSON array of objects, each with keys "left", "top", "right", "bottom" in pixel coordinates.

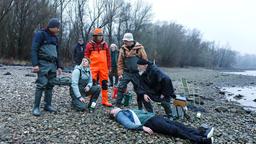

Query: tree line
[{"left": 0, "top": 0, "right": 253, "bottom": 68}]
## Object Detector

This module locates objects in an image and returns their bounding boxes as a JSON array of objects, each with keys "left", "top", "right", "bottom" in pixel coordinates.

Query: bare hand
[
  {"left": 160, "top": 95, "right": 164, "bottom": 99},
  {"left": 32, "top": 66, "right": 40, "bottom": 73},
  {"left": 118, "top": 75, "right": 123, "bottom": 80},
  {"left": 144, "top": 94, "right": 151, "bottom": 102},
  {"left": 79, "top": 97, "right": 85, "bottom": 103},
  {"left": 84, "top": 86, "right": 90, "bottom": 92},
  {"left": 57, "top": 68, "right": 62, "bottom": 76},
  {"left": 143, "top": 126, "right": 154, "bottom": 134}
]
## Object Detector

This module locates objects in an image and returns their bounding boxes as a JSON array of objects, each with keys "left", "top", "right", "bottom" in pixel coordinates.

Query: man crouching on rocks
[
  {"left": 31, "top": 18, "right": 62, "bottom": 116},
  {"left": 136, "top": 58, "right": 176, "bottom": 118},
  {"left": 109, "top": 108, "right": 214, "bottom": 144}
]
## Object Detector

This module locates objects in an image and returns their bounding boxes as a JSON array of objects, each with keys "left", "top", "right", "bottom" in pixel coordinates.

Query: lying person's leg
[{"left": 144, "top": 115, "right": 213, "bottom": 144}]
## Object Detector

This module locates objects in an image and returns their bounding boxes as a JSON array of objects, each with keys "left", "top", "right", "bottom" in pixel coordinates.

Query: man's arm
[
  {"left": 84, "top": 43, "right": 91, "bottom": 59},
  {"left": 31, "top": 32, "right": 43, "bottom": 66},
  {"left": 56, "top": 44, "right": 62, "bottom": 69},
  {"left": 161, "top": 77, "right": 175, "bottom": 98},
  {"left": 117, "top": 48, "right": 124, "bottom": 76},
  {"left": 71, "top": 69, "right": 82, "bottom": 98},
  {"left": 105, "top": 43, "right": 111, "bottom": 70},
  {"left": 139, "top": 46, "right": 148, "bottom": 60}
]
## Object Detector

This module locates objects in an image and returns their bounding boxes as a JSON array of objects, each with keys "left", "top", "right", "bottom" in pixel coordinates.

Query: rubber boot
[
  {"left": 101, "top": 90, "right": 112, "bottom": 107},
  {"left": 161, "top": 101, "right": 172, "bottom": 118},
  {"left": 32, "top": 89, "right": 42, "bottom": 116},
  {"left": 44, "top": 89, "right": 57, "bottom": 113},
  {"left": 123, "top": 92, "right": 132, "bottom": 106}
]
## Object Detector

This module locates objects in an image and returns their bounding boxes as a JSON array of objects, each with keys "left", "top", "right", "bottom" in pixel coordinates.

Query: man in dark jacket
[
  {"left": 73, "top": 38, "right": 85, "bottom": 65},
  {"left": 137, "top": 58, "right": 176, "bottom": 117},
  {"left": 31, "top": 18, "right": 62, "bottom": 116},
  {"left": 109, "top": 43, "right": 119, "bottom": 86}
]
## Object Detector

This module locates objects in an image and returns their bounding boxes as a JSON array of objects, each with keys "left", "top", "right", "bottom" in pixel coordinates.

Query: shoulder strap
[
  {"left": 39, "top": 30, "right": 47, "bottom": 47},
  {"left": 79, "top": 68, "right": 82, "bottom": 78},
  {"left": 92, "top": 43, "right": 95, "bottom": 50},
  {"left": 101, "top": 42, "right": 106, "bottom": 50}
]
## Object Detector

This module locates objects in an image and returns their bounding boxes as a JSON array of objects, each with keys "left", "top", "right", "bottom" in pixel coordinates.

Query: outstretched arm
[{"left": 143, "top": 126, "right": 154, "bottom": 134}]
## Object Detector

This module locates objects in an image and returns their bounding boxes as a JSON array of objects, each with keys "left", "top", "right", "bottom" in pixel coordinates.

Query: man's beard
[{"left": 139, "top": 70, "right": 144, "bottom": 75}]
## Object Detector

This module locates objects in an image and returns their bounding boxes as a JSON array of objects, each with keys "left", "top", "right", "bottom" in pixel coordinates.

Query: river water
[{"left": 221, "top": 70, "right": 256, "bottom": 110}]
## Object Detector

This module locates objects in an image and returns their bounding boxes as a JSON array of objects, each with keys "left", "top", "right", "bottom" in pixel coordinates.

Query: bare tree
[
  {"left": 0, "top": 0, "right": 14, "bottom": 24},
  {"left": 102, "top": 0, "right": 123, "bottom": 44}
]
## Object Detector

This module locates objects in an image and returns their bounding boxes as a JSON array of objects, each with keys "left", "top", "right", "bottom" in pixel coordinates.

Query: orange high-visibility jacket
[{"left": 84, "top": 40, "right": 111, "bottom": 71}]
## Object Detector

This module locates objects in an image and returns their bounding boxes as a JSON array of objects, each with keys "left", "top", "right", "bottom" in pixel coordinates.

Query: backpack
[{"left": 49, "top": 69, "right": 82, "bottom": 86}]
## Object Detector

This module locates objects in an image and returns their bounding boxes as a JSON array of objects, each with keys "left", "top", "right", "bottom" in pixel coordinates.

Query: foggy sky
[{"left": 146, "top": 0, "right": 256, "bottom": 55}]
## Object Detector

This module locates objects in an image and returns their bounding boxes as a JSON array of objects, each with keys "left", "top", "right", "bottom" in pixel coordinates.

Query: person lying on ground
[{"left": 109, "top": 107, "right": 214, "bottom": 144}]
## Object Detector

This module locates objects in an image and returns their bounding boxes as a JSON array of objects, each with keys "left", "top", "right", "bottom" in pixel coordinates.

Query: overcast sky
[{"left": 145, "top": 0, "right": 256, "bottom": 55}]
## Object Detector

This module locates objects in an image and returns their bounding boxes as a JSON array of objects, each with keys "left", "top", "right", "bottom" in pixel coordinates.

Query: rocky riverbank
[{"left": 0, "top": 66, "right": 255, "bottom": 143}]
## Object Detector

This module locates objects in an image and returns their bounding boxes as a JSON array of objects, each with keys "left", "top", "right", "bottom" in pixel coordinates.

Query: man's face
[
  {"left": 78, "top": 39, "right": 84, "bottom": 44},
  {"left": 123, "top": 40, "right": 134, "bottom": 47},
  {"left": 111, "top": 46, "right": 116, "bottom": 51},
  {"left": 49, "top": 27, "right": 60, "bottom": 35},
  {"left": 95, "top": 35, "right": 103, "bottom": 42},
  {"left": 137, "top": 64, "right": 147, "bottom": 74}
]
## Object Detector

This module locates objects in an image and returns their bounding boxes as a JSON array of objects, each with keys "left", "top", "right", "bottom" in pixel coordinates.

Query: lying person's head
[{"left": 108, "top": 107, "right": 122, "bottom": 119}]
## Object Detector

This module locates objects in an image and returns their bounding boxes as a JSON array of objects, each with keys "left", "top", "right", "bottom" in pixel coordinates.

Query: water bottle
[{"left": 89, "top": 102, "right": 96, "bottom": 113}]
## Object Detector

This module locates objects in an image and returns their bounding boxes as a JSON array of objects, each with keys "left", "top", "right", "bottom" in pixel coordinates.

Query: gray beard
[{"left": 139, "top": 71, "right": 144, "bottom": 75}]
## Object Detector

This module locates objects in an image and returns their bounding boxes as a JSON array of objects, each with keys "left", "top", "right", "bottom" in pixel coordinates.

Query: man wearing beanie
[
  {"left": 115, "top": 33, "right": 148, "bottom": 109},
  {"left": 137, "top": 58, "right": 176, "bottom": 118},
  {"left": 31, "top": 18, "right": 62, "bottom": 116}
]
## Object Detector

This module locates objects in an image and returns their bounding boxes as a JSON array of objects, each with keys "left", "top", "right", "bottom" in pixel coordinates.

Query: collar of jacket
[
  {"left": 91, "top": 39, "right": 105, "bottom": 45},
  {"left": 45, "top": 28, "right": 57, "bottom": 37},
  {"left": 122, "top": 42, "right": 142, "bottom": 51}
]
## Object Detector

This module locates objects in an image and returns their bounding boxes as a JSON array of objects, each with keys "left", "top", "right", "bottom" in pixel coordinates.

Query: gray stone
[{"left": 215, "top": 106, "right": 228, "bottom": 113}]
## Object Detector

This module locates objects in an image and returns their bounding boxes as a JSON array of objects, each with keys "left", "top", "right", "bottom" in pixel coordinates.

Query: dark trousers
[
  {"left": 35, "top": 61, "right": 57, "bottom": 107},
  {"left": 144, "top": 116, "right": 207, "bottom": 144},
  {"left": 141, "top": 92, "right": 172, "bottom": 116},
  {"left": 109, "top": 67, "right": 118, "bottom": 86},
  {"left": 116, "top": 72, "right": 144, "bottom": 108},
  {"left": 70, "top": 85, "right": 100, "bottom": 111}
]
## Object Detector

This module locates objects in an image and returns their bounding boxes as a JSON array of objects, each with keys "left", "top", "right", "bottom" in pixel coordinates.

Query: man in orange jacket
[{"left": 84, "top": 28, "right": 112, "bottom": 107}]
